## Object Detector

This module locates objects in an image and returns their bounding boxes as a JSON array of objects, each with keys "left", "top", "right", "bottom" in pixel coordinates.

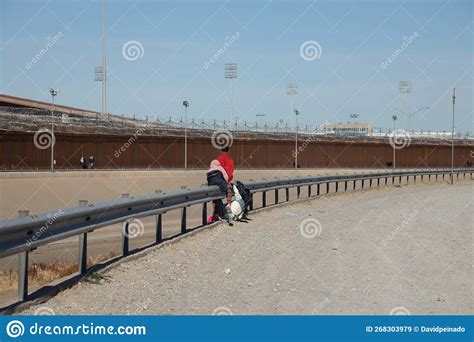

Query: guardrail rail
[{"left": 0, "top": 168, "right": 472, "bottom": 304}]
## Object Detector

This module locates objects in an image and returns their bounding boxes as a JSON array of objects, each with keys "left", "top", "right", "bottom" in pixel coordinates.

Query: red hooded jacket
[{"left": 216, "top": 151, "right": 234, "bottom": 182}]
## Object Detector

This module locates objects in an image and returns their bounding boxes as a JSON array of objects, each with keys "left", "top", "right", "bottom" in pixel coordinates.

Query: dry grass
[{"left": 0, "top": 253, "right": 114, "bottom": 295}]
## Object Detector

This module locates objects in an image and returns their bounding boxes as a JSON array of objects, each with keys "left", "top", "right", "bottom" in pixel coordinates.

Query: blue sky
[{"left": 0, "top": 0, "right": 472, "bottom": 131}]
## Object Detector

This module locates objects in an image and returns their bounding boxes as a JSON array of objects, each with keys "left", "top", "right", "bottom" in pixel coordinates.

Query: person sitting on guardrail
[
  {"left": 216, "top": 146, "right": 234, "bottom": 209},
  {"left": 207, "top": 159, "right": 232, "bottom": 223}
]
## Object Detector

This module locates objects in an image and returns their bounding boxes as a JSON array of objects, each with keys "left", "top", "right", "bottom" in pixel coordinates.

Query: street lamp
[
  {"left": 182, "top": 100, "right": 190, "bottom": 169},
  {"left": 224, "top": 63, "right": 237, "bottom": 130},
  {"left": 399, "top": 80, "right": 412, "bottom": 130},
  {"left": 287, "top": 83, "right": 298, "bottom": 128},
  {"left": 293, "top": 108, "right": 301, "bottom": 169},
  {"left": 392, "top": 114, "right": 397, "bottom": 169},
  {"left": 49, "top": 88, "right": 60, "bottom": 172}
]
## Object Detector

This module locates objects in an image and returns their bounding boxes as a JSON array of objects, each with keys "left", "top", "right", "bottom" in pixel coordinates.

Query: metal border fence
[{"left": 0, "top": 168, "right": 472, "bottom": 304}]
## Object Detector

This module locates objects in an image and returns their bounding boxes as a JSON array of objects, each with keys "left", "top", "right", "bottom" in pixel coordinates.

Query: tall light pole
[
  {"left": 49, "top": 88, "right": 60, "bottom": 172},
  {"left": 399, "top": 81, "right": 412, "bottom": 130},
  {"left": 224, "top": 63, "right": 237, "bottom": 130},
  {"left": 293, "top": 108, "right": 301, "bottom": 169},
  {"left": 287, "top": 83, "right": 298, "bottom": 129},
  {"left": 451, "top": 88, "right": 456, "bottom": 184},
  {"left": 182, "top": 100, "right": 190, "bottom": 169},
  {"left": 392, "top": 114, "right": 397, "bottom": 169},
  {"left": 102, "top": 0, "right": 107, "bottom": 117}
]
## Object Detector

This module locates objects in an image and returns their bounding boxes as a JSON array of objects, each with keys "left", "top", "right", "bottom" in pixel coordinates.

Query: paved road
[{"left": 22, "top": 182, "right": 472, "bottom": 315}]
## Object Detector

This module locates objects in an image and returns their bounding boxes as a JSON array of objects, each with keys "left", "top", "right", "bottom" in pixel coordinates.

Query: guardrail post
[
  {"left": 377, "top": 178, "right": 380, "bottom": 187},
  {"left": 435, "top": 174, "right": 438, "bottom": 181},
  {"left": 361, "top": 179, "right": 365, "bottom": 189},
  {"left": 285, "top": 187, "right": 289, "bottom": 202},
  {"left": 250, "top": 193, "right": 254, "bottom": 210},
  {"left": 122, "top": 221, "right": 129, "bottom": 256},
  {"left": 344, "top": 181, "right": 347, "bottom": 192},
  {"left": 156, "top": 214, "right": 163, "bottom": 243},
  {"left": 335, "top": 181, "right": 338, "bottom": 193},
  {"left": 297, "top": 186, "right": 301, "bottom": 199},
  {"left": 406, "top": 175, "right": 409, "bottom": 183},
  {"left": 326, "top": 182, "right": 329, "bottom": 194},
  {"left": 317, "top": 183, "right": 320, "bottom": 196},
  {"left": 414, "top": 175, "right": 416, "bottom": 183},
  {"left": 18, "top": 251, "right": 28, "bottom": 301},
  {"left": 181, "top": 207, "right": 187, "bottom": 234},
  {"left": 262, "top": 191, "right": 267, "bottom": 207},
  {"left": 384, "top": 177, "right": 387, "bottom": 185},
  {"left": 353, "top": 180, "right": 356, "bottom": 190},
  {"left": 202, "top": 202, "right": 208, "bottom": 226},
  {"left": 308, "top": 185, "right": 312, "bottom": 197},
  {"left": 369, "top": 179, "right": 372, "bottom": 188},
  {"left": 78, "top": 200, "right": 88, "bottom": 274},
  {"left": 17, "top": 210, "right": 29, "bottom": 300},
  {"left": 275, "top": 189, "right": 279, "bottom": 204}
]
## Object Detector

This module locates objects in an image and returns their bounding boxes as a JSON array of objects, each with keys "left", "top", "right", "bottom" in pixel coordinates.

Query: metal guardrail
[{"left": 0, "top": 168, "right": 472, "bottom": 303}]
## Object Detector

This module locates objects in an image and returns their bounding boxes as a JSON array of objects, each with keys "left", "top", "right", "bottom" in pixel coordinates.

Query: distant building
[{"left": 323, "top": 122, "right": 373, "bottom": 135}]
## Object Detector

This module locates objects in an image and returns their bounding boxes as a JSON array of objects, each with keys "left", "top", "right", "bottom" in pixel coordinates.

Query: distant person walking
[
  {"left": 88, "top": 155, "right": 95, "bottom": 169},
  {"left": 80, "top": 156, "right": 87, "bottom": 169}
]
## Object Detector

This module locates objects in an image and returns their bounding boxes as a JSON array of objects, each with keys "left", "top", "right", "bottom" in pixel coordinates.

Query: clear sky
[{"left": 0, "top": 0, "right": 472, "bottom": 132}]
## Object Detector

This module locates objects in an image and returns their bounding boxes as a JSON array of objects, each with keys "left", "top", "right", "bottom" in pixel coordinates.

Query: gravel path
[{"left": 23, "top": 182, "right": 473, "bottom": 315}]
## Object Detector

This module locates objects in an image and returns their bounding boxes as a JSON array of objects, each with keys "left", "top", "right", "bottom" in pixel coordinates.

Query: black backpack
[{"left": 235, "top": 181, "right": 252, "bottom": 206}]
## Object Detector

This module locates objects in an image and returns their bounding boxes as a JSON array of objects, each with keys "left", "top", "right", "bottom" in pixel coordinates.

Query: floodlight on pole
[
  {"left": 49, "top": 88, "right": 60, "bottom": 172},
  {"left": 225, "top": 63, "right": 237, "bottom": 130},
  {"left": 293, "top": 108, "right": 301, "bottom": 169},
  {"left": 399, "top": 80, "right": 412, "bottom": 130},
  {"left": 182, "top": 100, "right": 190, "bottom": 169},
  {"left": 287, "top": 83, "right": 298, "bottom": 129},
  {"left": 350, "top": 113, "right": 359, "bottom": 123}
]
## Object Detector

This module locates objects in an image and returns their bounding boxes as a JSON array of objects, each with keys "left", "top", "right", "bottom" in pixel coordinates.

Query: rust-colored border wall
[{"left": 1, "top": 131, "right": 472, "bottom": 170}]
